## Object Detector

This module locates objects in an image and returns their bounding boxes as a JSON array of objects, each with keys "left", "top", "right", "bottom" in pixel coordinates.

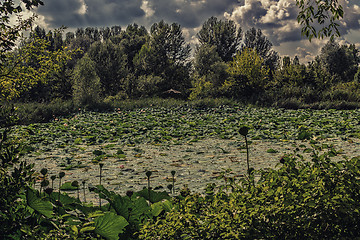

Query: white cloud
[
  {"left": 77, "top": 0, "right": 88, "bottom": 15},
  {"left": 141, "top": 0, "right": 155, "bottom": 18}
]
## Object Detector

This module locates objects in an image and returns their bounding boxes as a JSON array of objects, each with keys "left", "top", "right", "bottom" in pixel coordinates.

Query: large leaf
[
  {"left": 94, "top": 212, "right": 129, "bottom": 240},
  {"left": 151, "top": 199, "right": 173, "bottom": 216},
  {"left": 134, "top": 188, "right": 170, "bottom": 203},
  {"left": 26, "top": 187, "right": 53, "bottom": 218}
]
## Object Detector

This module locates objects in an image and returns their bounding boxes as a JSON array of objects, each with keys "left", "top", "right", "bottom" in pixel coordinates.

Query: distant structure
[{"left": 162, "top": 89, "right": 182, "bottom": 98}]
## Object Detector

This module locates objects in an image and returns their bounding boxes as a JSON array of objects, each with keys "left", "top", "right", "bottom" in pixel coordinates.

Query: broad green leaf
[
  {"left": 26, "top": 187, "right": 53, "bottom": 218},
  {"left": 94, "top": 212, "right": 129, "bottom": 240},
  {"left": 134, "top": 189, "right": 170, "bottom": 203}
]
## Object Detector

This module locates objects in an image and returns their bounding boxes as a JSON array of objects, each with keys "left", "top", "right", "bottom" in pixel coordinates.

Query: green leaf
[
  {"left": 134, "top": 189, "right": 170, "bottom": 203},
  {"left": 26, "top": 187, "right": 53, "bottom": 218},
  {"left": 60, "top": 181, "right": 79, "bottom": 190},
  {"left": 266, "top": 148, "right": 278, "bottom": 153},
  {"left": 94, "top": 212, "right": 129, "bottom": 240},
  {"left": 151, "top": 199, "right": 173, "bottom": 216}
]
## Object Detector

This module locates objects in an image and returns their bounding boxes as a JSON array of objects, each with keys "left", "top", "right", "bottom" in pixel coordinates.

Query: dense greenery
[
  {"left": 2, "top": 105, "right": 360, "bottom": 239},
  {"left": 139, "top": 151, "right": 360, "bottom": 239},
  {"left": 1, "top": 1, "right": 359, "bottom": 239},
  {"left": 1, "top": 17, "right": 358, "bottom": 109}
]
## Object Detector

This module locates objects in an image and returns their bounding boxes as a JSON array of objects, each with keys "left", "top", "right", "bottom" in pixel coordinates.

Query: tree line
[{"left": 1, "top": 16, "right": 359, "bottom": 107}]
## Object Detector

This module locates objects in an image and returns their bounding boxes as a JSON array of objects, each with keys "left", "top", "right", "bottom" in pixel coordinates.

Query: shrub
[{"left": 139, "top": 150, "right": 360, "bottom": 239}]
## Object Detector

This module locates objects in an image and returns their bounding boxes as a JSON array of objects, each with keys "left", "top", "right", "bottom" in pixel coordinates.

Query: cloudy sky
[{"left": 30, "top": 0, "right": 360, "bottom": 63}]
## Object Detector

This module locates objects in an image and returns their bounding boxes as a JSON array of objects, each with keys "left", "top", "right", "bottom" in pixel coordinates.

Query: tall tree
[
  {"left": 197, "top": 16, "right": 242, "bottom": 62},
  {"left": 87, "top": 40, "right": 128, "bottom": 96},
  {"left": 319, "top": 39, "right": 359, "bottom": 82},
  {"left": 190, "top": 44, "right": 228, "bottom": 99},
  {"left": 223, "top": 48, "right": 269, "bottom": 99},
  {"left": 134, "top": 20, "right": 191, "bottom": 93},
  {"left": 243, "top": 28, "right": 279, "bottom": 72},
  {"left": 110, "top": 24, "right": 149, "bottom": 72},
  {"left": 1, "top": 34, "right": 76, "bottom": 101},
  {"left": 72, "top": 54, "right": 102, "bottom": 106}
]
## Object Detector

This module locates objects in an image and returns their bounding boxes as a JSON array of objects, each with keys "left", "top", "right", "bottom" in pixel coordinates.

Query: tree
[
  {"left": 190, "top": 45, "right": 228, "bottom": 99},
  {"left": 296, "top": 0, "right": 344, "bottom": 40},
  {"left": 0, "top": 34, "right": 75, "bottom": 101},
  {"left": 72, "top": 55, "right": 102, "bottom": 106},
  {"left": 133, "top": 20, "right": 191, "bottom": 94},
  {"left": 87, "top": 40, "right": 128, "bottom": 96},
  {"left": 197, "top": 17, "right": 242, "bottom": 62},
  {"left": 0, "top": 0, "right": 43, "bottom": 65},
  {"left": 223, "top": 48, "right": 269, "bottom": 99},
  {"left": 243, "top": 28, "right": 279, "bottom": 72},
  {"left": 110, "top": 24, "right": 149, "bottom": 73},
  {"left": 319, "top": 39, "right": 359, "bottom": 83}
]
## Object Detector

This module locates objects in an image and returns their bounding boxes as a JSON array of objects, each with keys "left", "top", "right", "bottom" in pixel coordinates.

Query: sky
[{"left": 26, "top": 0, "right": 360, "bottom": 63}]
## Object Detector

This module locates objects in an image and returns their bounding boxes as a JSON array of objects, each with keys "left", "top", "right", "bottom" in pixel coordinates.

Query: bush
[
  {"left": 13, "top": 99, "right": 75, "bottom": 124},
  {"left": 139, "top": 150, "right": 360, "bottom": 239}
]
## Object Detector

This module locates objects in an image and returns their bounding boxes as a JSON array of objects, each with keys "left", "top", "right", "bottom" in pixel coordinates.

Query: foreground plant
[{"left": 139, "top": 150, "right": 360, "bottom": 239}]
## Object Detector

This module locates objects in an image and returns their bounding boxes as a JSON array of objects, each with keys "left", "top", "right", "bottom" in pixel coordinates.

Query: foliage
[
  {"left": 190, "top": 45, "right": 228, "bottom": 100},
  {"left": 0, "top": 126, "right": 172, "bottom": 239},
  {"left": 133, "top": 20, "right": 191, "bottom": 95},
  {"left": 0, "top": 113, "right": 36, "bottom": 238},
  {"left": 242, "top": 27, "right": 279, "bottom": 72},
  {"left": 139, "top": 151, "right": 360, "bottom": 239},
  {"left": 224, "top": 48, "right": 269, "bottom": 99},
  {"left": 87, "top": 40, "right": 128, "bottom": 96},
  {"left": 0, "top": 0, "right": 43, "bottom": 64},
  {"left": 0, "top": 34, "right": 76, "bottom": 101},
  {"left": 197, "top": 16, "right": 242, "bottom": 62},
  {"left": 296, "top": 0, "right": 344, "bottom": 40},
  {"left": 72, "top": 54, "right": 102, "bottom": 107},
  {"left": 318, "top": 39, "right": 359, "bottom": 82}
]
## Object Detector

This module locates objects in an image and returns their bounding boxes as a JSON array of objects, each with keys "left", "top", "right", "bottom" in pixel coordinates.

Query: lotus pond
[{"left": 13, "top": 106, "right": 360, "bottom": 202}]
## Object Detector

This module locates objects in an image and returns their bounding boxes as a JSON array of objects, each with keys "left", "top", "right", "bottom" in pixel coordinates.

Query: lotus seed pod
[
  {"left": 41, "top": 180, "right": 49, "bottom": 188},
  {"left": 171, "top": 170, "right": 176, "bottom": 176},
  {"left": 146, "top": 171, "right": 152, "bottom": 178},
  {"left": 44, "top": 188, "right": 53, "bottom": 195},
  {"left": 59, "top": 172, "right": 65, "bottom": 178},
  {"left": 239, "top": 126, "right": 249, "bottom": 136},
  {"left": 50, "top": 175, "right": 56, "bottom": 181},
  {"left": 126, "top": 190, "right": 134, "bottom": 198},
  {"left": 40, "top": 168, "right": 48, "bottom": 176},
  {"left": 71, "top": 181, "right": 79, "bottom": 188}
]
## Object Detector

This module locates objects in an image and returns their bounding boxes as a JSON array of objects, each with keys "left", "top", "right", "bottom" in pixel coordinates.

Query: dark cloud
[
  {"left": 35, "top": 0, "right": 144, "bottom": 28},
  {"left": 145, "top": 0, "right": 239, "bottom": 28}
]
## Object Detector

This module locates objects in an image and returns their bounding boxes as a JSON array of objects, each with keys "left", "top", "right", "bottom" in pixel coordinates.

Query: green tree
[
  {"left": 272, "top": 58, "right": 319, "bottom": 103},
  {"left": 110, "top": 24, "right": 149, "bottom": 73},
  {"left": 133, "top": 20, "right": 191, "bottom": 95},
  {"left": 87, "top": 40, "right": 128, "bottom": 96},
  {"left": 0, "top": 35, "right": 75, "bottom": 101},
  {"left": 190, "top": 45, "right": 228, "bottom": 99},
  {"left": 319, "top": 39, "right": 359, "bottom": 83},
  {"left": 243, "top": 27, "right": 279, "bottom": 72},
  {"left": 72, "top": 55, "right": 102, "bottom": 106},
  {"left": 223, "top": 48, "right": 269, "bottom": 99},
  {"left": 197, "top": 16, "right": 242, "bottom": 62},
  {"left": 0, "top": 0, "right": 43, "bottom": 65}
]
